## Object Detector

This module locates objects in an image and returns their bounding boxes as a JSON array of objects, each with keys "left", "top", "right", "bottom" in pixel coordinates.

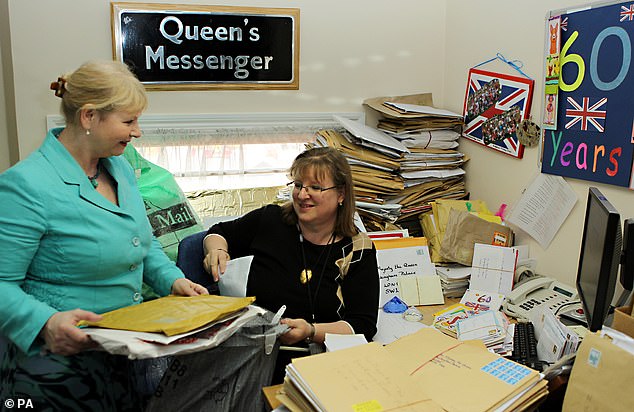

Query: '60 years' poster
[{"left": 541, "top": 1, "right": 634, "bottom": 189}]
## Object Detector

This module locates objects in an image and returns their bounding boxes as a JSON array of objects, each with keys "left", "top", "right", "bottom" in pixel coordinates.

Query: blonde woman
[{"left": 0, "top": 60, "right": 207, "bottom": 410}]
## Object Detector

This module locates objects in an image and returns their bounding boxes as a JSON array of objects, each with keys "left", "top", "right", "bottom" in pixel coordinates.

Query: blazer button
[
  {"left": 133, "top": 292, "right": 142, "bottom": 302},
  {"left": 132, "top": 237, "right": 140, "bottom": 247},
  {"left": 129, "top": 264, "right": 137, "bottom": 271}
]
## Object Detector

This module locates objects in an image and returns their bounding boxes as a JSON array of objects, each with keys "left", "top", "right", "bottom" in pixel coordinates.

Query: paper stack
[
  {"left": 311, "top": 94, "right": 468, "bottom": 234},
  {"left": 362, "top": 93, "right": 468, "bottom": 233},
  {"left": 455, "top": 310, "right": 513, "bottom": 356},
  {"left": 436, "top": 264, "right": 471, "bottom": 297},
  {"left": 279, "top": 328, "right": 548, "bottom": 412}
]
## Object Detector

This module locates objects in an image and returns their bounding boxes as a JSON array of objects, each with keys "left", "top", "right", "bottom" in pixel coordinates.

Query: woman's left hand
[
  {"left": 171, "top": 278, "right": 209, "bottom": 296},
  {"left": 279, "top": 318, "right": 313, "bottom": 345}
]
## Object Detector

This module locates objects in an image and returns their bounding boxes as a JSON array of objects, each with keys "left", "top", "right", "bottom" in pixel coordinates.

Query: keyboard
[{"left": 508, "top": 321, "right": 541, "bottom": 371}]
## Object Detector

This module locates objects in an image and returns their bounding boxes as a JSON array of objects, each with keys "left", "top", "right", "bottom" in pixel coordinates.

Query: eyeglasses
[{"left": 289, "top": 181, "right": 338, "bottom": 195}]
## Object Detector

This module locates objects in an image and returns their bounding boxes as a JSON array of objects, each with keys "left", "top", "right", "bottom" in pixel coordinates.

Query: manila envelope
[{"left": 563, "top": 332, "right": 634, "bottom": 411}]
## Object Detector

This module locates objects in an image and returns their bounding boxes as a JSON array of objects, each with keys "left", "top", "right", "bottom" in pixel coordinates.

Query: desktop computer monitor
[{"left": 575, "top": 187, "right": 633, "bottom": 332}]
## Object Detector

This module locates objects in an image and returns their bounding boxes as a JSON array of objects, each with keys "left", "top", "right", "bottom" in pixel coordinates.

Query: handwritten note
[{"left": 373, "top": 238, "right": 436, "bottom": 307}]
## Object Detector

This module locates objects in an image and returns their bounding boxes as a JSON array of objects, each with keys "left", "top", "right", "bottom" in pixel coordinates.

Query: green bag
[{"left": 123, "top": 145, "right": 204, "bottom": 262}]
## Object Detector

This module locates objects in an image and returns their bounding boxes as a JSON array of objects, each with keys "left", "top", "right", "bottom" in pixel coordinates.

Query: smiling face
[
  {"left": 90, "top": 110, "right": 142, "bottom": 157},
  {"left": 291, "top": 167, "right": 344, "bottom": 231}
]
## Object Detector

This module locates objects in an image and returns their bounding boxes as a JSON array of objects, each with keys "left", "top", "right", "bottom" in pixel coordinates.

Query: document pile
[
  {"left": 436, "top": 264, "right": 471, "bottom": 297},
  {"left": 279, "top": 328, "right": 547, "bottom": 412},
  {"left": 431, "top": 303, "right": 473, "bottom": 338},
  {"left": 528, "top": 305, "right": 580, "bottom": 363},
  {"left": 79, "top": 295, "right": 262, "bottom": 359},
  {"left": 456, "top": 310, "right": 513, "bottom": 356},
  {"left": 310, "top": 94, "right": 468, "bottom": 234}
]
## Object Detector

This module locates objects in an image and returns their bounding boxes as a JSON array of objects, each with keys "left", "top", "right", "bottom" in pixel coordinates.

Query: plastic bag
[{"left": 123, "top": 145, "right": 204, "bottom": 261}]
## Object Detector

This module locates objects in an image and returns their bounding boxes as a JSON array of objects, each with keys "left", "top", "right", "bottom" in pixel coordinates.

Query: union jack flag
[
  {"left": 462, "top": 69, "right": 534, "bottom": 158},
  {"left": 565, "top": 97, "right": 607, "bottom": 132},
  {"left": 620, "top": 4, "right": 634, "bottom": 21},
  {"left": 561, "top": 17, "right": 568, "bottom": 31}
]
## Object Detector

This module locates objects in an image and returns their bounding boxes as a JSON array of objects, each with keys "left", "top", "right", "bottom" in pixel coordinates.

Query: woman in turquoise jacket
[{"left": 0, "top": 60, "right": 207, "bottom": 410}]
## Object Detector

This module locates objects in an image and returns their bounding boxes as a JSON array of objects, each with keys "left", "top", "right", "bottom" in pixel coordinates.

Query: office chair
[{"left": 176, "top": 230, "right": 220, "bottom": 295}]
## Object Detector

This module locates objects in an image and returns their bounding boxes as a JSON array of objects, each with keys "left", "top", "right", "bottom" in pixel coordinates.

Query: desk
[
  {"left": 416, "top": 297, "right": 460, "bottom": 325},
  {"left": 263, "top": 298, "right": 462, "bottom": 410}
]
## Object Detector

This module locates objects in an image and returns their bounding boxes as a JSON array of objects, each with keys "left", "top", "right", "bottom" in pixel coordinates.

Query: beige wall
[
  {"left": 1, "top": 0, "right": 633, "bottom": 287},
  {"left": 1, "top": 0, "right": 447, "bottom": 159}
]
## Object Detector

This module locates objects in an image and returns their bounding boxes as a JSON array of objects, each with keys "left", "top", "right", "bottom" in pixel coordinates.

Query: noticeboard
[
  {"left": 111, "top": 2, "right": 299, "bottom": 90},
  {"left": 541, "top": 1, "right": 634, "bottom": 189}
]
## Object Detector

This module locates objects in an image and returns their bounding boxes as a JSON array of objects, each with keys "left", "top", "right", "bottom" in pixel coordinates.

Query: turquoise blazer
[{"left": 0, "top": 128, "right": 184, "bottom": 354}]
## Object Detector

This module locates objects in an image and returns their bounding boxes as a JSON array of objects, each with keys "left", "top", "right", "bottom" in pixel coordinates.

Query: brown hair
[
  {"left": 281, "top": 146, "right": 357, "bottom": 237},
  {"left": 51, "top": 60, "right": 147, "bottom": 125}
]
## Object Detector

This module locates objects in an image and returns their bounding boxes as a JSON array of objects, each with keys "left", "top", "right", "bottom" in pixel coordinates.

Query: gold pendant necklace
[{"left": 300, "top": 269, "right": 312, "bottom": 284}]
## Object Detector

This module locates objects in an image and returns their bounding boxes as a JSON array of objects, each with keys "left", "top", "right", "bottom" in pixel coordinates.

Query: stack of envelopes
[
  {"left": 313, "top": 97, "right": 468, "bottom": 233},
  {"left": 279, "top": 328, "right": 548, "bottom": 412}
]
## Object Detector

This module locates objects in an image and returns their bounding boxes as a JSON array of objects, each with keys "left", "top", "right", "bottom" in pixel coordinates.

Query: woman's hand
[
  {"left": 279, "top": 318, "right": 314, "bottom": 345},
  {"left": 40, "top": 309, "right": 103, "bottom": 356},
  {"left": 203, "top": 248, "right": 231, "bottom": 282},
  {"left": 171, "top": 278, "right": 209, "bottom": 296}
]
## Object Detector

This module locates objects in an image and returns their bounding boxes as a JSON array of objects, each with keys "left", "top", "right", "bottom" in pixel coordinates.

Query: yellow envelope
[{"left": 78, "top": 294, "right": 255, "bottom": 336}]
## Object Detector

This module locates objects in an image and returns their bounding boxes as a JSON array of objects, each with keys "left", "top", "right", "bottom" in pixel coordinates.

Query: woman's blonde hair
[
  {"left": 51, "top": 60, "right": 147, "bottom": 124},
  {"left": 281, "top": 146, "right": 357, "bottom": 237}
]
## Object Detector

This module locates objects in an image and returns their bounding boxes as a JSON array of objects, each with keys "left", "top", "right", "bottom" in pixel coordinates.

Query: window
[{"left": 47, "top": 112, "right": 363, "bottom": 192}]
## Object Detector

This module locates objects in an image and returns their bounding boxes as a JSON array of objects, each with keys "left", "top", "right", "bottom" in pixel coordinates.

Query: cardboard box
[{"left": 612, "top": 305, "right": 634, "bottom": 338}]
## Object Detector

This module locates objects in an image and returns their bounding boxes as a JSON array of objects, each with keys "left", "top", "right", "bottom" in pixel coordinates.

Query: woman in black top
[{"left": 203, "top": 147, "right": 379, "bottom": 382}]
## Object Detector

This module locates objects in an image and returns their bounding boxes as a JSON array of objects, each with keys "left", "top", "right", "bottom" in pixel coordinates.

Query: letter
[
  {"left": 160, "top": 16, "right": 183, "bottom": 45},
  {"left": 200, "top": 26, "right": 213, "bottom": 40},
  {"left": 593, "top": 145, "right": 606, "bottom": 172},
  {"left": 560, "top": 142, "right": 574, "bottom": 166},
  {"left": 155, "top": 212, "right": 175, "bottom": 228},
  {"left": 206, "top": 55, "right": 218, "bottom": 69},
  {"left": 220, "top": 55, "right": 233, "bottom": 69},
  {"left": 166, "top": 55, "right": 179, "bottom": 69},
  {"left": 251, "top": 56, "right": 263, "bottom": 70},
  {"left": 576, "top": 143, "right": 588, "bottom": 170},
  {"left": 549, "top": 131, "right": 562, "bottom": 167},
  {"left": 249, "top": 27, "right": 260, "bottom": 41},
  {"left": 185, "top": 25, "right": 199, "bottom": 41},
  {"left": 215, "top": 26, "right": 228, "bottom": 41},
  {"left": 145, "top": 45, "right": 165, "bottom": 69},
  {"left": 264, "top": 56, "right": 273, "bottom": 69},
  {"left": 230, "top": 26, "right": 242, "bottom": 41},
  {"left": 606, "top": 147, "right": 621, "bottom": 177},
  {"left": 234, "top": 55, "right": 249, "bottom": 79},
  {"left": 180, "top": 54, "right": 191, "bottom": 69},
  {"left": 193, "top": 55, "right": 204, "bottom": 69}
]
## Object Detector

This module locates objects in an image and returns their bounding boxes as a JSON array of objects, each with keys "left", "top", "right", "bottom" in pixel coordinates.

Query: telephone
[{"left": 502, "top": 276, "right": 578, "bottom": 320}]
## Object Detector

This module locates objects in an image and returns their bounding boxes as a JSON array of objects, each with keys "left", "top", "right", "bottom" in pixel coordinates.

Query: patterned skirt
[{"left": 0, "top": 338, "right": 143, "bottom": 411}]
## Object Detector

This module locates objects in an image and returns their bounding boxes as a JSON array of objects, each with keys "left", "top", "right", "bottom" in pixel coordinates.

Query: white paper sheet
[
  {"left": 372, "top": 309, "right": 428, "bottom": 345},
  {"left": 506, "top": 173, "right": 577, "bottom": 249},
  {"left": 218, "top": 255, "right": 254, "bottom": 297}
]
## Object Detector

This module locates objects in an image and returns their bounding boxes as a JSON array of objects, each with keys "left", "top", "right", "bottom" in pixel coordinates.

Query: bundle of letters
[
  {"left": 312, "top": 95, "right": 467, "bottom": 234},
  {"left": 278, "top": 328, "right": 548, "bottom": 411}
]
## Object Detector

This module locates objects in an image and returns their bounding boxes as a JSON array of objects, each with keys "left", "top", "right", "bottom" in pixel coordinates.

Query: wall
[
  {"left": 1, "top": 0, "right": 633, "bottom": 288},
  {"left": 1, "top": 0, "right": 446, "bottom": 159},
  {"left": 444, "top": 0, "right": 634, "bottom": 286}
]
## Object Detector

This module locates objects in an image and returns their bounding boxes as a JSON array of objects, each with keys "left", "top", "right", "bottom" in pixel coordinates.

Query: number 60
[{"left": 559, "top": 26, "right": 631, "bottom": 92}]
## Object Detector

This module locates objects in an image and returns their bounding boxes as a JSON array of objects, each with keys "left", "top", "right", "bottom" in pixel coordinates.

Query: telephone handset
[{"left": 502, "top": 276, "right": 578, "bottom": 320}]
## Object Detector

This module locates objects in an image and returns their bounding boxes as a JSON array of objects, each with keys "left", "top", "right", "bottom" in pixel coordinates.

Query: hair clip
[{"left": 50, "top": 76, "right": 66, "bottom": 98}]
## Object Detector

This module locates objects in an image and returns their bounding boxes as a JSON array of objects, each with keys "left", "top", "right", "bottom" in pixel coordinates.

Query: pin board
[{"left": 541, "top": 1, "right": 634, "bottom": 189}]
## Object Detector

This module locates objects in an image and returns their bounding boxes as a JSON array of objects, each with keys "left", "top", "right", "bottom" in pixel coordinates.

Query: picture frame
[{"left": 462, "top": 68, "right": 535, "bottom": 159}]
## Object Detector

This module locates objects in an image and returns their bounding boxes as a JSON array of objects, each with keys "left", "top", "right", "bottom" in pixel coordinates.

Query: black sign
[{"left": 112, "top": 4, "right": 299, "bottom": 90}]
